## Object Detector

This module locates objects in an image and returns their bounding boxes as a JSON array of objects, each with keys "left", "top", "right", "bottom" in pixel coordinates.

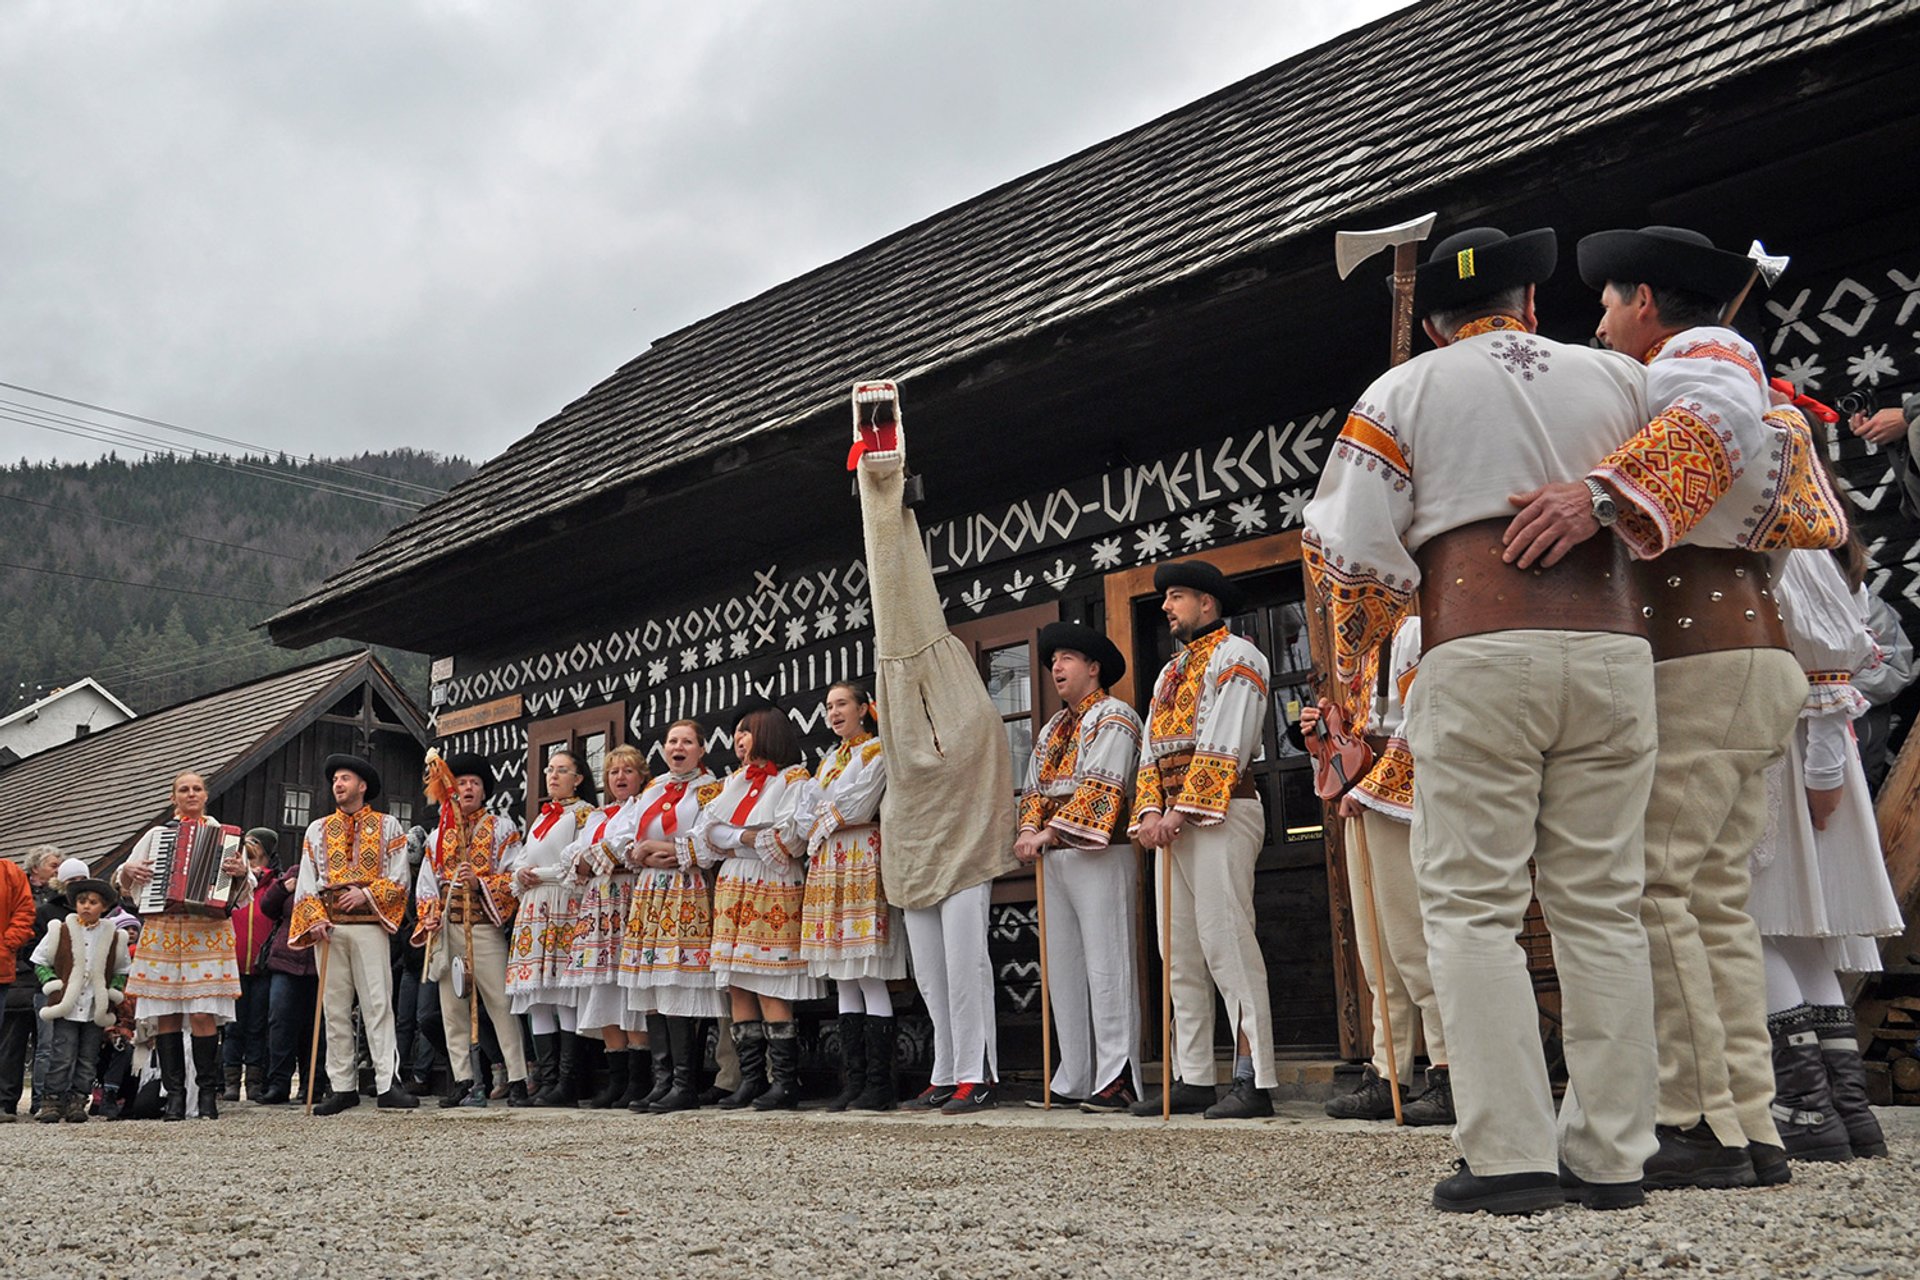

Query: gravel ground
[{"left": 4, "top": 1100, "right": 1916, "bottom": 1279}]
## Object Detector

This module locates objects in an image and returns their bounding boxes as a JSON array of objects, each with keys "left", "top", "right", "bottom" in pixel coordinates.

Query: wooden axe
[
  {"left": 1720, "top": 239, "right": 1790, "bottom": 326},
  {"left": 1335, "top": 212, "right": 1438, "bottom": 368}
]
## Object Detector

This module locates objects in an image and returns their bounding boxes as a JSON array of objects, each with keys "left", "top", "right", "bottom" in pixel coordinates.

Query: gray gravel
[{"left": 4, "top": 1101, "right": 1916, "bottom": 1278}]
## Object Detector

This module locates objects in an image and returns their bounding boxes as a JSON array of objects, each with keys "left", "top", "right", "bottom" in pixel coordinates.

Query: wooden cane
[
  {"left": 463, "top": 876, "right": 479, "bottom": 1049},
  {"left": 1160, "top": 843, "right": 1173, "bottom": 1122},
  {"left": 1349, "top": 815, "right": 1404, "bottom": 1124},
  {"left": 305, "top": 936, "right": 332, "bottom": 1115},
  {"left": 1036, "top": 853, "right": 1051, "bottom": 1110}
]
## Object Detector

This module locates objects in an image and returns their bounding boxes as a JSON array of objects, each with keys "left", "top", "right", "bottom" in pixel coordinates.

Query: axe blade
[
  {"left": 1334, "top": 212, "right": 1438, "bottom": 279},
  {"left": 1748, "top": 239, "right": 1790, "bottom": 288}
]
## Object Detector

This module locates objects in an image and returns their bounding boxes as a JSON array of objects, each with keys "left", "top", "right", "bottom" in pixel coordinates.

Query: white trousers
[
  {"left": 428, "top": 920, "right": 529, "bottom": 1084},
  {"left": 320, "top": 924, "right": 398, "bottom": 1095},
  {"left": 1408, "top": 630, "right": 1658, "bottom": 1182},
  {"left": 1157, "top": 800, "right": 1275, "bottom": 1088},
  {"left": 904, "top": 880, "right": 997, "bottom": 1085},
  {"left": 1346, "top": 811, "right": 1448, "bottom": 1079},
  {"left": 1040, "top": 845, "right": 1142, "bottom": 1098}
]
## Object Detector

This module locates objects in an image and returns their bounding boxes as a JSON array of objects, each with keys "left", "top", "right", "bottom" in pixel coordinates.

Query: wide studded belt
[
  {"left": 1417, "top": 518, "right": 1649, "bottom": 652},
  {"left": 1635, "top": 546, "right": 1787, "bottom": 661}
]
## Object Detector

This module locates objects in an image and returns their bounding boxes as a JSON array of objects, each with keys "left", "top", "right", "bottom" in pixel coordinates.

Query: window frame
[{"left": 524, "top": 701, "right": 627, "bottom": 824}]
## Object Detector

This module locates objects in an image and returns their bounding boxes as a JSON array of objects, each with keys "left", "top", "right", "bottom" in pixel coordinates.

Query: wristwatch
[{"left": 1584, "top": 478, "right": 1618, "bottom": 528}]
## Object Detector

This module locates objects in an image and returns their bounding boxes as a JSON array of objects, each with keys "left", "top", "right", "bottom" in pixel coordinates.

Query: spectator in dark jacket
[
  {"left": 221, "top": 829, "right": 279, "bottom": 1101},
  {"left": 255, "top": 849, "right": 326, "bottom": 1105}
]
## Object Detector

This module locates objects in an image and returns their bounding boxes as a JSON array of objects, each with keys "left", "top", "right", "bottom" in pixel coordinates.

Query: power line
[
  {"left": 0, "top": 491, "right": 309, "bottom": 563},
  {"left": 89, "top": 631, "right": 276, "bottom": 682},
  {"left": 0, "top": 557, "right": 279, "bottom": 605}
]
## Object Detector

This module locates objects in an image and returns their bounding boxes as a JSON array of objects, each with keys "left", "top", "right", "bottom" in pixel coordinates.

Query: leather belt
[
  {"left": 1417, "top": 518, "right": 1648, "bottom": 652},
  {"left": 1154, "top": 752, "right": 1258, "bottom": 801},
  {"left": 1635, "top": 546, "right": 1787, "bottom": 661}
]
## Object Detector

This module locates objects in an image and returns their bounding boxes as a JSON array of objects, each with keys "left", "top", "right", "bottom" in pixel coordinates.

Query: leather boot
[
  {"left": 828, "top": 1012, "right": 867, "bottom": 1112},
  {"left": 1769, "top": 1005, "right": 1853, "bottom": 1163},
  {"left": 1811, "top": 1004, "right": 1887, "bottom": 1158},
  {"left": 753, "top": 1022, "right": 802, "bottom": 1111},
  {"left": 717, "top": 1020, "right": 768, "bottom": 1110},
  {"left": 1401, "top": 1066, "right": 1455, "bottom": 1127},
  {"left": 528, "top": 1033, "right": 557, "bottom": 1100},
  {"left": 221, "top": 1065, "right": 243, "bottom": 1104},
  {"left": 854, "top": 1015, "right": 898, "bottom": 1111},
  {"left": 536, "top": 1031, "right": 579, "bottom": 1106},
  {"left": 581, "top": 1045, "right": 627, "bottom": 1109},
  {"left": 158, "top": 1032, "right": 188, "bottom": 1122},
  {"left": 191, "top": 1035, "right": 222, "bottom": 1120},
  {"left": 244, "top": 1065, "right": 267, "bottom": 1102},
  {"left": 618, "top": 1048, "right": 651, "bottom": 1109},
  {"left": 637, "top": 1015, "right": 672, "bottom": 1112},
  {"left": 649, "top": 1017, "right": 701, "bottom": 1112}
]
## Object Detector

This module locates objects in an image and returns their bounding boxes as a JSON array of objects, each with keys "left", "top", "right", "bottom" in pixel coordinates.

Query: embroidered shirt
[
  {"left": 1022, "top": 691, "right": 1143, "bottom": 848},
  {"left": 692, "top": 764, "right": 816, "bottom": 875},
  {"left": 1130, "top": 623, "right": 1270, "bottom": 828},
  {"left": 598, "top": 770, "right": 717, "bottom": 875},
  {"left": 514, "top": 798, "right": 596, "bottom": 895},
  {"left": 795, "top": 734, "right": 887, "bottom": 858},
  {"left": 413, "top": 810, "right": 522, "bottom": 940},
  {"left": 289, "top": 808, "right": 410, "bottom": 946},
  {"left": 1351, "top": 616, "right": 1421, "bottom": 824}
]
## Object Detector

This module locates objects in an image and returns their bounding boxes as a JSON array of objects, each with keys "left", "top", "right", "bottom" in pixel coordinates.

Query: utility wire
[
  {"left": 0, "top": 491, "right": 310, "bottom": 563},
  {"left": 0, "top": 557, "right": 279, "bottom": 605},
  {"left": 89, "top": 631, "right": 277, "bottom": 682}
]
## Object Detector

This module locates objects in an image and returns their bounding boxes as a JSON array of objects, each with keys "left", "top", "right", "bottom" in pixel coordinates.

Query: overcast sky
[{"left": 3, "top": 0, "right": 1405, "bottom": 474}]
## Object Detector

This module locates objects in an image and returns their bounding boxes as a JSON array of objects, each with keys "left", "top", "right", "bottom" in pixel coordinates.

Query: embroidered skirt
[
  {"left": 506, "top": 881, "right": 582, "bottom": 1013},
  {"left": 619, "top": 866, "right": 724, "bottom": 1018},
  {"left": 711, "top": 856, "right": 824, "bottom": 1002},
  {"left": 560, "top": 872, "right": 634, "bottom": 989},
  {"left": 125, "top": 912, "right": 241, "bottom": 1019},
  {"left": 801, "top": 823, "right": 906, "bottom": 980}
]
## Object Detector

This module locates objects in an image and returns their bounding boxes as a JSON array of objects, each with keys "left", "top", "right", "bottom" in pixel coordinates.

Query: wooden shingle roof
[
  {"left": 268, "top": 0, "right": 1918, "bottom": 642},
  {"left": 0, "top": 652, "right": 374, "bottom": 869}
]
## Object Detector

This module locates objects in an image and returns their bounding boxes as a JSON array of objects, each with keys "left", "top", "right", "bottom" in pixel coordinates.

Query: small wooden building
[{"left": 268, "top": 1, "right": 1920, "bottom": 1075}]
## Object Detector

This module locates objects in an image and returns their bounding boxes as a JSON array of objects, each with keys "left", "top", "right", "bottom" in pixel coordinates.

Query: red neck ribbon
[
  {"left": 531, "top": 802, "right": 565, "bottom": 841},
  {"left": 729, "top": 762, "right": 778, "bottom": 825},
  {"left": 635, "top": 780, "right": 690, "bottom": 838},
  {"left": 590, "top": 802, "right": 625, "bottom": 844}
]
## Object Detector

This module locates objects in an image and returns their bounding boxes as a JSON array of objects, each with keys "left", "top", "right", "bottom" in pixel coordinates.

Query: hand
[
  {"left": 1851, "top": 407, "right": 1908, "bottom": 447},
  {"left": 220, "top": 854, "right": 246, "bottom": 878},
  {"left": 642, "top": 846, "right": 679, "bottom": 870},
  {"left": 1767, "top": 382, "right": 1795, "bottom": 407},
  {"left": 514, "top": 867, "right": 541, "bottom": 890},
  {"left": 1806, "top": 785, "right": 1844, "bottom": 831},
  {"left": 419, "top": 914, "right": 442, "bottom": 935},
  {"left": 1159, "top": 811, "right": 1186, "bottom": 846},
  {"left": 1504, "top": 483, "right": 1600, "bottom": 568},
  {"left": 455, "top": 865, "right": 479, "bottom": 888},
  {"left": 122, "top": 863, "right": 154, "bottom": 887},
  {"left": 1299, "top": 699, "right": 1325, "bottom": 735},
  {"left": 308, "top": 920, "right": 334, "bottom": 943},
  {"left": 335, "top": 886, "right": 370, "bottom": 912},
  {"left": 1335, "top": 793, "right": 1363, "bottom": 820},
  {"left": 1013, "top": 830, "right": 1047, "bottom": 865},
  {"left": 1133, "top": 813, "right": 1162, "bottom": 850}
]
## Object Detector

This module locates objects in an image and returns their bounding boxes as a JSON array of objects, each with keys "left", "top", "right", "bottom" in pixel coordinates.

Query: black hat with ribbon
[
  {"left": 442, "top": 751, "right": 492, "bottom": 800},
  {"left": 1576, "top": 225, "right": 1752, "bottom": 303},
  {"left": 1152, "top": 558, "right": 1241, "bottom": 617},
  {"left": 322, "top": 752, "right": 383, "bottom": 804},
  {"left": 1413, "top": 226, "right": 1557, "bottom": 319},
  {"left": 1037, "top": 621, "right": 1127, "bottom": 691}
]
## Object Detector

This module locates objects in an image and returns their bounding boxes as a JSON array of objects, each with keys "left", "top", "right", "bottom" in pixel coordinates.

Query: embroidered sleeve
[
  {"left": 410, "top": 849, "right": 442, "bottom": 945},
  {"left": 287, "top": 834, "right": 327, "bottom": 949},
  {"left": 1129, "top": 727, "right": 1165, "bottom": 834},
  {"left": 1051, "top": 706, "right": 1142, "bottom": 848},
  {"left": 753, "top": 777, "right": 816, "bottom": 875},
  {"left": 1745, "top": 406, "right": 1848, "bottom": 552},
  {"left": 1017, "top": 716, "right": 1056, "bottom": 833},
  {"left": 1173, "top": 645, "right": 1268, "bottom": 825}
]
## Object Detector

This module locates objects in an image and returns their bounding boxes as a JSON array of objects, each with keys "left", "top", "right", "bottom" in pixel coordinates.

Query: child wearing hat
[{"left": 31, "top": 872, "right": 131, "bottom": 1122}]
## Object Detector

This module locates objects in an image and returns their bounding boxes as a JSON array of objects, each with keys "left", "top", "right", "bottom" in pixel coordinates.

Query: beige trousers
[
  {"left": 1641, "top": 648, "right": 1807, "bottom": 1147},
  {"left": 1408, "top": 630, "right": 1658, "bottom": 1181},
  {"left": 320, "top": 924, "right": 398, "bottom": 1095},
  {"left": 428, "top": 920, "right": 528, "bottom": 1084},
  {"left": 1156, "top": 800, "right": 1275, "bottom": 1088},
  {"left": 1346, "top": 811, "right": 1447, "bottom": 1079}
]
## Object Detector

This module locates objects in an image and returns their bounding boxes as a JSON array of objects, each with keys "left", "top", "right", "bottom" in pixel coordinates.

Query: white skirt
[
  {"left": 575, "top": 980, "right": 644, "bottom": 1032},
  {"left": 637, "top": 982, "right": 725, "bottom": 1019},
  {"left": 1749, "top": 730, "right": 1903, "bottom": 946}
]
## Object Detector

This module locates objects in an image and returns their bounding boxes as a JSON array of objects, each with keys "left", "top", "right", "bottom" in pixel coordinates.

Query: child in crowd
[{"left": 31, "top": 873, "right": 132, "bottom": 1122}]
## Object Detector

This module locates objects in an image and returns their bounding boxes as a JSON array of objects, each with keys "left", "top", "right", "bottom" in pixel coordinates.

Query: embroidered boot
[
  {"left": 192, "top": 1035, "right": 222, "bottom": 1120},
  {"left": 618, "top": 1048, "right": 651, "bottom": 1110},
  {"left": 581, "top": 1046, "right": 627, "bottom": 1109},
  {"left": 854, "top": 1015, "right": 899, "bottom": 1111},
  {"left": 1769, "top": 1005, "right": 1853, "bottom": 1163},
  {"left": 649, "top": 1017, "right": 702, "bottom": 1112},
  {"left": 536, "top": 1031, "right": 578, "bottom": 1107},
  {"left": 753, "top": 1021, "right": 802, "bottom": 1111},
  {"left": 158, "top": 1032, "right": 188, "bottom": 1122},
  {"left": 636, "top": 1015, "right": 672, "bottom": 1112},
  {"left": 1811, "top": 1004, "right": 1888, "bottom": 1158},
  {"left": 717, "top": 1020, "right": 768, "bottom": 1110},
  {"left": 828, "top": 1012, "right": 867, "bottom": 1112}
]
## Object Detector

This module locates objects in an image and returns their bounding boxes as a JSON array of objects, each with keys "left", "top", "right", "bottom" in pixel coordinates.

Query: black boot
[
  {"left": 244, "top": 1065, "right": 267, "bottom": 1102},
  {"left": 528, "top": 1033, "right": 556, "bottom": 1100},
  {"left": 828, "top": 1012, "right": 867, "bottom": 1112},
  {"left": 221, "top": 1065, "right": 243, "bottom": 1104},
  {"left": 158, "top": 1033, "right": 188, "bottom": 1122},
  {"left": 753, "top": 1022, "right": 802, "bottom": 1111},
  {"left": 536, "top": 1031, "right": 579, "bottom": 1107},
  {"left": 1770, "top": 1005, "right": 1853, "bottom": 1163},
  {"left": 637, "top": 1015, "right": 672, "bottom": 1112},
  {"left": 1811, "top": 1005, "right": 1888, "bottom": 1158},
  {"left": 1401, "top": 1066, "right": 1455, "bottom": 1127},
  {"left": 618, "top": 1048, "right": 651, "bottom": 1110},
  {"left": 581, "top": 1045, "right": 627, "bottom": 1109},
  {"left": 191, "top": 1035, "right": 222, "bottom": 1120},
  {"left": 649, "top": 1017, "right": 702, "bottom": 1113},
  {"left": 717, "top": 1020, "right": 768, "bottom": 1110},
  {"left": 1323, "top": 1065, "right": 1396, "bottom": 1120},
  {"left": 854, "top": 1015, "right": 898, "bottom": 1111}
]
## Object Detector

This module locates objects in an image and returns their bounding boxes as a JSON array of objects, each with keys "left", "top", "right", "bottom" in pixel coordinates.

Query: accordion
[{"left": 137, "top": 819, "right": 246, "bottom": 917}]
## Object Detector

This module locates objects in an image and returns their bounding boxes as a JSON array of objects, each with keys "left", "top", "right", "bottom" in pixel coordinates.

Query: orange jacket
[{"left": 0, "top": 860, "right": 35, "bottom": 985}]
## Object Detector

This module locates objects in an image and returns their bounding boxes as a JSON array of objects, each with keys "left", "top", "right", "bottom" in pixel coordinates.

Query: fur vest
[{"left": 39, "top": 916, "right": 128, "bottom": 1027}]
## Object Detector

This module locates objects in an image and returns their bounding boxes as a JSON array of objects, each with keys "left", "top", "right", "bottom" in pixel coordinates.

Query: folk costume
[
  {"left": 1751, "top": 550, "right": 1902, "bottom": 1162},
  {"left": 1304, "top": 227, "right": 1660, "bottom": 1206},
  {"left": 116, "top": 810, "right": 252, "bottom": 1119},
  {"left": 850, "top": 383, "right": 1018, "bottom": 1109},
  {"left": 1577, "top": 227, "right": 1850, "bottom": 1181},
  {"left": 791, "top": 728, "right": 906, "bottom": 1110},
  {"left": 416, "top": 796, "right": 528, "bottom": 1100},
  {"left": 615, "top": 769, "right": 723, "bottom": 1111},
  {"left": 563, "top": 795, "right": 649, "bottom": 1041},
  {"left": 31, "top": 880, "right": 130, "bottom": 1121},
  {"left": 508, "top": 794, "right": 593, "bottom": 1105},
  {"left": 1128, "top": 561, "right": 1276, "bottom": 1119},
  {"left": 1022, "top": 622, "right": 1144, "bottom": 1111},
  {"left": 1327, "top": 617, "right": 1451, "bottom": 1126},
  {"left": 289, "top": 757, "right": 411, "bottom": 1110}
]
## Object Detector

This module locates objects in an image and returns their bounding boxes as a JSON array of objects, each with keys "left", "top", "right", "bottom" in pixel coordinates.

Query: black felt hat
[
  {"left": 1152, "top": 558, "right": 1241, "bottom": 616},
  {"left": 64, "top": 877, "right": 118, "bottom": 910},
  {"left": 1576, "top": 226, "right": 1752, "bottom": 302},
  {"left": 1037, "top": 621, "right": 1127, "bottom": 691},
  {"left": 442, "top": 752, "right": 492, "bottom": 799},
  {"left": 323, "top": 753, "right": 383, "bottom": 804},
  {"left": 1412, "top": 227, "right": 1557, "bottom": 319}
]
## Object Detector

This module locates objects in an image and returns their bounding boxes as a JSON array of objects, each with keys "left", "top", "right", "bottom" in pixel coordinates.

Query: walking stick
[
  {"left": 463, "top": 873, "right": 485, "bottom": 1094},
  {"left": 1349, "top": 815, "right": 1403, "bottom": 1124},
  {"left": 1036, "top": 853, "right": 1051, "bottom": 1110},
  {"left": 1160, "top": 844, "right": 1173, "bottom": 1122},
  {"left": 305, "top": 935, "right": 332, "bottom": 1115}
]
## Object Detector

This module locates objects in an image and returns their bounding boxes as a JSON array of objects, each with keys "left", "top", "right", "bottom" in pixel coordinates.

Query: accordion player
[{"left": 135, "top": 818, "right": 248, "bottom": 916}]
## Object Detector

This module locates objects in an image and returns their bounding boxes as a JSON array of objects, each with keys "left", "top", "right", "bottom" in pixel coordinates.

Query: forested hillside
[{"left": 0, "top": 450, "right": 473, "bottom": 716}]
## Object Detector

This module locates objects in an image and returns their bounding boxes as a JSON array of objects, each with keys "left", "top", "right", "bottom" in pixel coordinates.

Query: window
[
  {"left": 951, "top": 601, "right": 1060, "bottom": 793},
  {"left": 389, "top": 800, "right": 413, "bottom": 826},
  {"left": 525, "top": 701, "right": 626, "bottom": 822},
  {"left": 281, "top": 786, "right": 312, "bottom": 828}
]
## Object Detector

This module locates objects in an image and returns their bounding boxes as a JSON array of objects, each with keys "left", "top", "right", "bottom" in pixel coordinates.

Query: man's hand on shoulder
[{"left": 1503, "top": 483, "right": 1600, "bottom": 569}]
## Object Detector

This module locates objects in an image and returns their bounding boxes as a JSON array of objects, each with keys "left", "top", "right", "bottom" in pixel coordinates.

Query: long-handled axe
[
  {"left": 1335, "top": 212, "right": 1438, "bottom": 367},
  {"left": 1720, "top": 240, "right": 1790, "bottom": 325}
]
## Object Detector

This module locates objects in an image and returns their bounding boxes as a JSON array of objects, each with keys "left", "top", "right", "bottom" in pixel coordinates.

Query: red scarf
[
  {"left": 590, "top": 802, "right": 625, "bottom": 843},
  {"left": 729, "top": 762, "right": 778, "bottom": 825},
  {"left": 530, "top": 802, "right": 566, "bottom": 841},
  {"left": 635, "top": 781, "right": 690, "bottom": 837}
]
